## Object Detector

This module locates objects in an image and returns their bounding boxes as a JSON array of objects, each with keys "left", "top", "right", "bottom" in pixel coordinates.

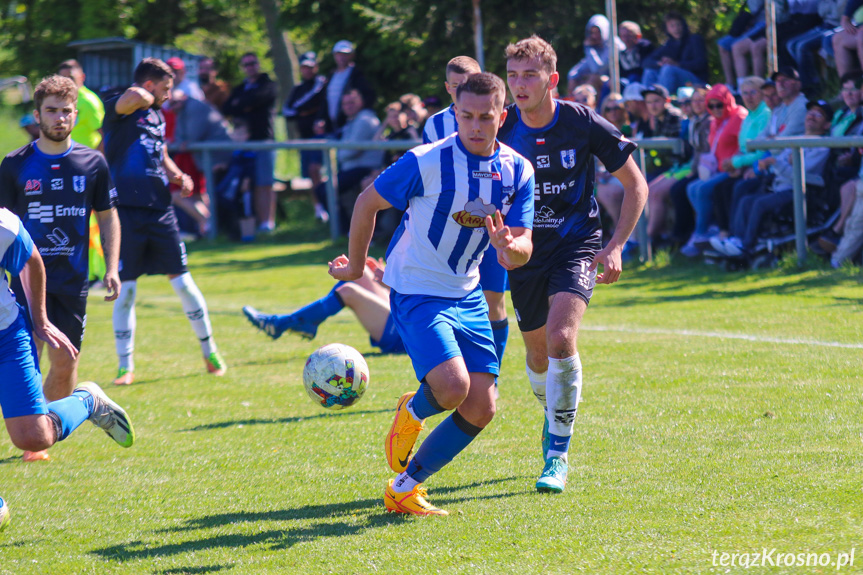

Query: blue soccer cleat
[
  {"left": 242, "top": 306, "right": 286, "bottom": 340},
  {"left": 536, "top": 455, "right": 568, "bottom": 493}
]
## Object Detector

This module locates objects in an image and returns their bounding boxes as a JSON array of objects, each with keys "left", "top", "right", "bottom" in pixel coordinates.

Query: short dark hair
[
  {"left": 841, "top": 72, "right": 863, "bottom": 89},
  {"left": 34, "top": 75, "right": 78, "bottom": 112},
  {"left": 134, "top": 58, "right": 174, "bottom": 85},
  {"left": 665, "top": 11, "right": 685, "bottom": 25},
  {"left": 241, "top": 52, "right": 258, "bottom": 62},
  {"left": 57, "top": 59, "right": 82, "bottom": 75},
  {"left": 446, "top": 56, "right": 481, "bottom": 77},
  {"left": 504, "top": 35, "right": 557, "bottom": 74},
  {"left": 456, "top": 72, "right": 506, "bottom": 108}
]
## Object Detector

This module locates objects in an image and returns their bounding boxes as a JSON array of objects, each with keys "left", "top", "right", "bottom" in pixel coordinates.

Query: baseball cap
[
  {"left": 299, "top": 51, "right": 317, "bottom": 67},
  {"left": 771, "top": 66, "right": 799, "bottom": 82},
  {"left": 333, "top": 40, "right": 354, "bottom": 54},
  {"left": 642, "top": 83, "right": 670, "bottom": 100},
  {"left": 806, "top": 99, "right": 834, "bottom": 122},
  {"left": 622, "top": 82, "right": 646, "bottom": 102},
  {"left": 166, "top": 57, "right": 185, "bottom": 71},
  {"left": 19, "top": 114, "right": 36, "bottom": 128}
]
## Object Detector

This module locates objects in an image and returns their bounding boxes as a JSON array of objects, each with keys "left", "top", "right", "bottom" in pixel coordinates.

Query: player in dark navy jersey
[
  {"left": 499, "top": 36, "right": 648, "bottom": 493},
  {"left": 0, "top": 75, "right": 121, "bottom": 461},
  {"left": 103, "top": 58, "right": 226, "bottom": 385}
]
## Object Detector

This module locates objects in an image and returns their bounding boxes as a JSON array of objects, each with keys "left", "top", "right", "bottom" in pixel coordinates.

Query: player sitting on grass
[
  {"left": 242, "top": 257, "right": 405, "bottom": 355},
  {"left": 0, "top": 208, "right": 134, "bottom": 465}
]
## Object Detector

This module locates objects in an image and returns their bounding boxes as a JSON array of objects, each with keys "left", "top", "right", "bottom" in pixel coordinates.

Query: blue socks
[
  {"left": 407, "top": 382, "right": 446, "bottom": 420},
  {"left": 275, "top": 282, "right": 345, "bottom": 330},
  {"left": 491, "top": 318, "right": 508, "bottom": 367},
  {"left": 47, "top": 388, "right": 94, "bottom": 441},
  {"left": 406, "top": 410, "right": 483, "bottom": 483}
]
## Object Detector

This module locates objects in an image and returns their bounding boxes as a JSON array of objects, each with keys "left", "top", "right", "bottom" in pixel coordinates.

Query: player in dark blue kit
[
  {"left": 0, "top": 75, "right": 121, "bottom": 461},
  {"left": 499, "top": 37, "right": 648, "bottom": 493},
  {"left": 103, "top": 58, "right": 226, "bottom": 385}
]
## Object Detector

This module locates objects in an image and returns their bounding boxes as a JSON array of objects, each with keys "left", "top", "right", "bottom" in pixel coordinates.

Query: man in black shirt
[
  {"left": 104, "top": 58, "right": 227, "bottom": 386},
  {"left": 222, "top": 52, "right": 278, "bottom": 233}
]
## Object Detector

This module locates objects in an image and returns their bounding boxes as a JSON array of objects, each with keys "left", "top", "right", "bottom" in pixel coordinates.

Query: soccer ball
[
  {"left": 302, "top": 343, "right": 369, "bottom": 410},
  {"left": 0, "top": 497, "right": 9, "bottom": 532}
]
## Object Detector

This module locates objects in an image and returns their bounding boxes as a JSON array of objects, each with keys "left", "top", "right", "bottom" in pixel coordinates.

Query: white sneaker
[
  {"left": 715, "top": 237, "right": 745, "bottom": 257},
  {"left": 314, "top": 204, "right": 329, "bottom": 223},
  {"left": 76, "top": 382, "right": 135, "bottom": 448}
]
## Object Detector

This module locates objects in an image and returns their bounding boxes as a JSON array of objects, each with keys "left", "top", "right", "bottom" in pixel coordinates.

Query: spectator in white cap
[
  {"left": 622, "top": 82, "right": 648, "bottom": 136},
  {"left": 318, "top": 40, "right": 375, "bottom": 133}
]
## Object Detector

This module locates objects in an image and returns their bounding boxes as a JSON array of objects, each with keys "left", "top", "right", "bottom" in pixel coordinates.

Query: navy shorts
[
  {"left": 478, "top": 247, "right": 508, "bottom": 293},
  {"left": 509, "top": 229, "right": 601, "bottom": 332},
  {"left": 390, "top": 287, "right": 498, "bottom": 382},
  {"left": 0, "top": 309, "right": 47, "bottom": 419},
  {"left": 300, "top": 150, "right": 323, "bottom": 179},
  {"left": 12, "top": 285, "right": 87, "bottom": 351},
  {"left": 255, "top": 150, "right": 275, "bottom": 187},
  {"left": 369, "top": 314, "right": 406, "bottom": 355},
  {"left": 117, "top": 207, "right": 188, "bottom": 281}
]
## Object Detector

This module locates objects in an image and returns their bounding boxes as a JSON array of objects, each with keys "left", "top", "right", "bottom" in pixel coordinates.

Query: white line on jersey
[{"left": 582, "top": 325, "right": 863, "bottom": 350}]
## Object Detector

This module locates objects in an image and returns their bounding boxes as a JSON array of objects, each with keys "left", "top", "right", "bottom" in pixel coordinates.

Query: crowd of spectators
[{"left": 39, "top": 6, "right": 863, "bottom": 266}]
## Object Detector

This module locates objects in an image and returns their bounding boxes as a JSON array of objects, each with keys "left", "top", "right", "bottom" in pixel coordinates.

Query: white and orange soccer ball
[{"left": 302, "top": 343, "right": 369, "bottom": 410}]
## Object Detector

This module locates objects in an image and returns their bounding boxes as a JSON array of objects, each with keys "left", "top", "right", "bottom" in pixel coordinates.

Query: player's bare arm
[
  {"left": 95, "top": 207, "right": 121, "bottom": 301},
  {"left": 485, "top": 210, "right": 532, "bottom": 270},
  {"left": 329, "top": 185, "right": 392, "bottom": 282},
  {"left": 115, "top": 87, "right": 154, "bottom": 115},
  {"left": 18, "top": 246, "right": 78, "bottom": 359},
  {"left": 590, "top": 155, "right": 648, "bottom": 284},
  {"left": 162, "top": 150, "right": 193, "bottom": 196}
]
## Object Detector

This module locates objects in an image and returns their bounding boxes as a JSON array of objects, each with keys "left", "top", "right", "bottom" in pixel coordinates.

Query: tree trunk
[{"left": 256, "top": 0, "right": 294, "bottom": 112}]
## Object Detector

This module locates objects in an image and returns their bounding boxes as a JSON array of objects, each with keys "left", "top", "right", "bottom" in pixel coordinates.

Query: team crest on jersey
[
  {"left": 24, "top": 179, "right": 42, "bottom": 196},
  {"left": 451, "top": 198, "right": 496, "bottom": 229},
  {"left": 73, "top": 175, "right": 86, "bottom": 193},
  {"left": 560, "top": 149, "right": 576, "bottom": 169},
  {"left": 472, "top": 170, "right": 501, "bottom": 180}
]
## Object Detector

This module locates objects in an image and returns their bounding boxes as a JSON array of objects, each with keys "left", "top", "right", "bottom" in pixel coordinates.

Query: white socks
[
  {"left": 112, "top": 280, "right": 137, "bottom": 371},
  {"left": 526, "top": 363, "right": 547, "bottom": 408},
  {"left": 545, "top": 354, "right": 582, "bottom": 437},
  {"left": 170, "top": 272, "right": 217, "bottom": 357},
  {"left": 391, "top": 471, "right": 419, "bottom": 493}
]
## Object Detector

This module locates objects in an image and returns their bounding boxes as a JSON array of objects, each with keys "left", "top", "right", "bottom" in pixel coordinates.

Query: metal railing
[
  {"left": 183, "top": 139, "right": 420, "bottom": 240},
  {"left": 185, "top": 137, "right": 686, "bottom": 248},
  {"left": 746, "top": 136, "right": 863, "bottom": 266},
  {"left": 632, "top": 137, "right": 686, "bottom": 261}
]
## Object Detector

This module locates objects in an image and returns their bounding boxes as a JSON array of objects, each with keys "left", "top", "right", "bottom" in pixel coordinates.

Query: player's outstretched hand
[
  {"left": 485, "top": 211, "right": 518, "bottom": 270},
  {"left": 103, "top": 272, "right": 121, "bottom": 302},
  {"left": 590, "top": 243, "right": 623, "bottom": 284},
  {"left": 33, "top": 319, "right": 78, "bottom": 361},
  {"left": 329, "top": 254, "right": 363, "bottom": 281}
]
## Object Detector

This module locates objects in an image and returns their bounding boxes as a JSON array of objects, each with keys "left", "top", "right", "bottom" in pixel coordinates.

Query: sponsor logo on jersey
[
  {"left": 46, "top": 227, "right": 70, "bottom": 247},
  {"left": 534, "top": 205, "right": 565, "bottom": 229},
  {"left": 73, "top": 175, "right": 86, "bottom": 193},
  {"left": 618, "top": 136, "right": 632, "bottom": 151},
  {"left": 471, "top": 170, "right": 501, "bottom": 180},
  {"left": 452, "top": 198, "right": 496, "bottom": 229},
  {"left": 27, "top": 202, "right": 86, "bottom": 223},
  {"left": 536, "top": 155, "right": 551, "bottom": 169},
  {"left": 51, "top": 178, "right": 63, "bottom": 191},
  {"left": 39, "top": 227, "right": 74, "bottom": 257},
  {"left": 24, "top": 179, "right": 42, "bottom": 196},
  {"left": 109, "top": 187, "right": 118, "bottom": 200},
  {"left": 560, "top": 149, "right": 576, "bottom": 169}
]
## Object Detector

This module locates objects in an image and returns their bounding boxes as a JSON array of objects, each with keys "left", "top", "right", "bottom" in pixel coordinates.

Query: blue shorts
[
  {"left": 390, "top": 287, "right": 498, "bottom": 382},
  {"left": 255, "top": 149, "right": 276, "bottom": 187},
  {"left": 0, "top": 308, "right": 47, "bottom": 419},
  {"left": 478, "top": 248, "right": 508, "bottom": 293},
  {"left": 370, "top": 314, "right": 406, "bottom": 355}
]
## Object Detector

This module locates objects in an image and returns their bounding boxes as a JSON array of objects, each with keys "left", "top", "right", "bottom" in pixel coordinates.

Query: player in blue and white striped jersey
[
  {"left": 421, "top": 56, "right": 481, "bottom": 145},
  {"left": 0, "top": 207, "right": 135, "bottom": 463},
  {"left": 330, "top": 73, "right": 534, "bottom": 516},
  {"left": 423, "top": 56, "right": 514, "bottom": 395}
]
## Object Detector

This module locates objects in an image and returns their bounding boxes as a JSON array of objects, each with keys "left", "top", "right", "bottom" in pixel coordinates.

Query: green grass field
[{"left": 0, "top": 208, "right": 861, "bottom": 574}]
